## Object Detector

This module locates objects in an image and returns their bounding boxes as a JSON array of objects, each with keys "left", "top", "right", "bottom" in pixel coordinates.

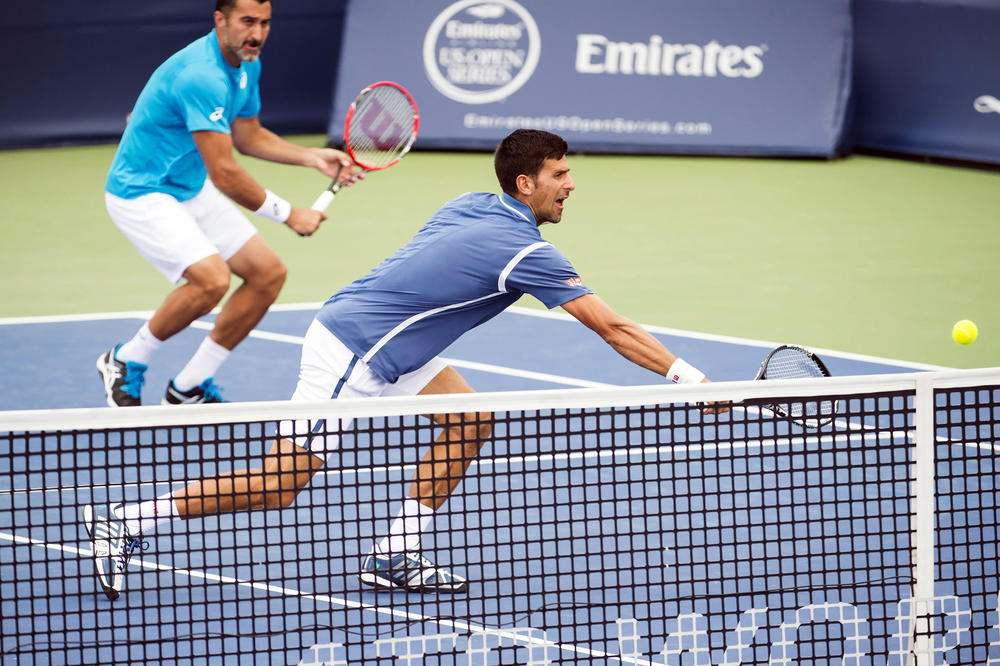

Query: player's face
[
  {"left": 524, "top": 156, "right": 575, "bottom": 225},
  {"left": 216, "top": 0, "right": 272, "bottom": 65}
]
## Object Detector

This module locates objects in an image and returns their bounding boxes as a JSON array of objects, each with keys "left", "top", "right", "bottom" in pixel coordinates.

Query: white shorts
[
  {"left": 278, "top": 320, "right": 449, "bottom": 458},
  {"left": 105, "top": 180, "right": 259, "bottom": 284}
]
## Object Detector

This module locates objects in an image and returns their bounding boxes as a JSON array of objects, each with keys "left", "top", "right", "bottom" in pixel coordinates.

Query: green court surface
[{"left": 0, "top": 136, "right": 997, "bottom": 369}]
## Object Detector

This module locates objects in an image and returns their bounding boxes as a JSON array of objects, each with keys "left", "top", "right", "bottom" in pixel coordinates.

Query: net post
[{"left": 910, "top": 372, "right": 937, "bottom": 665}]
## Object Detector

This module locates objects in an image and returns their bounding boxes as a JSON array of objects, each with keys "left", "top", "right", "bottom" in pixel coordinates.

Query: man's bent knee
[
  {"left": 184, "top": 256, "right": 231, "bottom": 304},
  {"left": 256, "top": 258, "right": 287, "bottom": 299}
]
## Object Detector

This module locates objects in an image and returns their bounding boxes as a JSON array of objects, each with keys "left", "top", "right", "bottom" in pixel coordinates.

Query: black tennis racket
[
  {"left": 752, "top": 345, "right": 837, "bottom": 428},
  {"left": 311, "top": 81, "right": 420, "bottom": 212}
]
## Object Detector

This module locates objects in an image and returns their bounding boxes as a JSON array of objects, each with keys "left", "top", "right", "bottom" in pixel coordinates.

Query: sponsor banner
[
  {"left": 852, "top": 0, "right": 1000, "bottom": 165},
  {"left": 330, "top": 0, "right": 852, "bottom": 156}
]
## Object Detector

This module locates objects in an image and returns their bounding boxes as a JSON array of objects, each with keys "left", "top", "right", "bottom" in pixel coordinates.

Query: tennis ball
[{"left": 952, "top": 319, "right": 978, "bottom": 345}]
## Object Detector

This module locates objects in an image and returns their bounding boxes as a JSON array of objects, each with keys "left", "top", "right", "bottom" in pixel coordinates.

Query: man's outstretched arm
[{"left": 561, "top": 293, "right": 708, "bottom": 383}]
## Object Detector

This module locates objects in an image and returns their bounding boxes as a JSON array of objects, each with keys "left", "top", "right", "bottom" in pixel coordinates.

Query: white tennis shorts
[
  {"left": 105, "top": 180, "right": 259, "bottom": 284},
  {"left": 278, "top": 320, "right": 448, "bottom": 458}
]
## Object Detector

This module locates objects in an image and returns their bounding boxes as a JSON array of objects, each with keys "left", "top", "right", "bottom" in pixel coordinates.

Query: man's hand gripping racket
[{"left": 312, "top": 81, "right": 420, "bottom": 212}]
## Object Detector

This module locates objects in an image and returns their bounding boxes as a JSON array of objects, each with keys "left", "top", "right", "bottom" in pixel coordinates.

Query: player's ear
[
  {"left": 213, "top": 10, "right": 227, "bottom": 29},
  {"left": 515, "top": 174, "right": 534, "bottom": 197}
]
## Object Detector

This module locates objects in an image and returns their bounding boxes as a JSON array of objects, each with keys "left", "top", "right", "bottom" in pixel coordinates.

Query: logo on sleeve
[
  {"left": 566, "top": 276, "right": 583, "bottom": 287},
  {"left": 974, "top": 95, "right": 1000, "bottom": 114},
  {"left": 209, "top": 107, "right": 225, "bottom": 122}
]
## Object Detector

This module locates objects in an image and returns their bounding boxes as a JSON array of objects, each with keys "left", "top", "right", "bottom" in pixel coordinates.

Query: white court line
[
  {"left": 0, "top": 530, "right": 657, "bottom": 666},
  {"left": 0, "top": 302, "right": 948, "bottom": 372}
]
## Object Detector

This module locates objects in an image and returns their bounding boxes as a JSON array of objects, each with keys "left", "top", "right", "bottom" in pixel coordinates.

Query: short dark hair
[
  {"left": 494, "top": 129, "right": 568, "bottom": 196},
  {"left": 216, "top": 0, "right": 271, "bottom": 14}
]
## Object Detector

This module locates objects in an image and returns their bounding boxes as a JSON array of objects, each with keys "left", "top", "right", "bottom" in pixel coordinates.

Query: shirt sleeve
[
  {"left": 501, "top": 243, "right": 593, "bottom": 309},
  {"left": 174, "top": 67, "right": 232, "bottom": 134}
]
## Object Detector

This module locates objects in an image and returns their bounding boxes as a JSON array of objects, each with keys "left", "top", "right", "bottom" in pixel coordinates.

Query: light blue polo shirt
[
  {"left": 105, "top": 32, "right": 262, "bottom": 201},
  {"left": 317, "top": 192, "right": 593, "bottom": 383}
]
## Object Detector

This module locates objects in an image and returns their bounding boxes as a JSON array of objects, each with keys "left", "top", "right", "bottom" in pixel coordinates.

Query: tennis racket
[
  {"left": 751, "top": 344, "right": 837, "bottom": 428},
  {"left": 311, "top": 81, "right": 420, "bottom": 212}
]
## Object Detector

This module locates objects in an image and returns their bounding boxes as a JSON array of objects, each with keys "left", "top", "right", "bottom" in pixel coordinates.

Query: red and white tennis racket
[{"left": 311, "top": 81, "right": 420, "bottom": 212}]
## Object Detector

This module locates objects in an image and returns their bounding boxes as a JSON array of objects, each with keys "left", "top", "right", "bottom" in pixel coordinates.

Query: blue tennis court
[
  {"left": 0, "top": 305, "right": 937, "bottom": 410},
  {"left": 1, "top": 307, "right": 997, "bottom": 665}
]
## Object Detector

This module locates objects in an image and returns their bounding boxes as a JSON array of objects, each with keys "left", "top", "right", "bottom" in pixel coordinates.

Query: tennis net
[{"left": 1, "top": 368, "right": 998, "bottom": 665}]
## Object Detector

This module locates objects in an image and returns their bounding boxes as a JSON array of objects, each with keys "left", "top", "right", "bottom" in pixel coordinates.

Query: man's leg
[
  {"left": 362, "top": 366, "right": 493, "bottom": 594},
  {"left": 412, "top": 366, "right": 494, "bottom": 510},
  {"left": 206, "top": 235, "right": 287, "bottom": 350},
  {"left": 148, "top": 254, "right": 232, "bottom": 342},
  {"left": 99, "top": 190, "right": 227, "bottom": 406},
  {"left": 115, "top": 437, "right": 325, "bottom": 535},
  {"left": 170, "top": 437, "right": 325, "bottom": 517},
  {"left": 85, "top": 318, "right": 341, "bottom": 601},
  {"left": 165, "top": 236, "right": 286, "bottom": 403},
  {"left": 82, "top": 437, "right": 324, "bottom": 602}
]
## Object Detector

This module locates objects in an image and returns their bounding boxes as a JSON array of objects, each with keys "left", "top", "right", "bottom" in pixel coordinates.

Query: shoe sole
[
  {"left": 96, "top": 353, "right": 120, "bottom": 408},
  {"left": 359, "top": 571, "right": 468, "bottom": 594}
]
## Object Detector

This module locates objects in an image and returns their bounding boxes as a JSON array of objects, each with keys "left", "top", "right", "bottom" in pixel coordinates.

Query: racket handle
[{"left": 312, "top": 189, "right": 336, "bottom": 212}]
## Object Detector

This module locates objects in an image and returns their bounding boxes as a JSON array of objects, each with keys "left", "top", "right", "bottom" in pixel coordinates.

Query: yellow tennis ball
[{"left": 952, "top": 319, "right": 978, "bottom": 345}]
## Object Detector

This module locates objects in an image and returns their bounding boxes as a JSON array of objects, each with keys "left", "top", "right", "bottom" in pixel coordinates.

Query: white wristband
[
  {"left": 254, "top": 189, "right": 292, "bottom": 223},
  {"left": 667, "top": 358, "right": 706, "bottom": 384}
]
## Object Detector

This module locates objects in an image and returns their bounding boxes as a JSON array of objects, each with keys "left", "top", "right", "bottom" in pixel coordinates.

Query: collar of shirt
[
  {"left": 206, "top": 30, "right": 247, "bottom": 84},
  {"left": 498, "top": 193, "right": 538, "bottom": 227}
]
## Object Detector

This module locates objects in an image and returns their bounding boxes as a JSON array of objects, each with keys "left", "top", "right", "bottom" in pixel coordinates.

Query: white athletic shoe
[
  {"left": 81, "top": 504, "right": 144, "bottom": 601},
  {"left": 359, "top": 551, "right": 469, "bottom": 594}
]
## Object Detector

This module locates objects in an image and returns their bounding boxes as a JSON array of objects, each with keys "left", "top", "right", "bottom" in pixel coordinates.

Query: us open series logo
[{"left": 422, "top": 0, "right": 541, "bottom": 105}]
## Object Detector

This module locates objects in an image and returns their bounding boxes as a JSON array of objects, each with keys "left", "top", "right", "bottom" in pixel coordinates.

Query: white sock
[
  {"left": 173, "top": 337, "right": 231, "bottom": 391},
  {"left": 376, "top": 499, "right": 434, "bottom": 555},
  {"left": 114, "top": 494, "right": 179, "bottom": 536},
  {"left": 116, "top": 322, "right": 163, "bottom": 365}
]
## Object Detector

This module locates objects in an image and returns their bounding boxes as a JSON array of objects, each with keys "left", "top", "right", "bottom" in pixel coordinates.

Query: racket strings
[
  {"left": 763, "top": 349, "right": 827, "bottom": 380},
  {"left": 762, "top": 348, "right": 836, "bottom": 424},
  {"left": 348, "top": 88, "right": 417, "bottom": 168}
]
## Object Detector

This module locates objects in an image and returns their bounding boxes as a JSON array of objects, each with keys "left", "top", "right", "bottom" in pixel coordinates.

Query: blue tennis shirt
[
  {"left": 317, "top": 192, "right": 593, "bottom": 382},
  {"left": 105, "top": 32, "right": 262, "bottom": 201}
]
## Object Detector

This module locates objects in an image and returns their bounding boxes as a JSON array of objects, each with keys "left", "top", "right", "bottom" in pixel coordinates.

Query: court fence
[{"left": 1, "top": 368, "right": 998, "bottom": 665}]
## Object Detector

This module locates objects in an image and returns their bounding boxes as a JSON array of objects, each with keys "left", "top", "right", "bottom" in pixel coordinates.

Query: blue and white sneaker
[
  {"left": 96, "top": 345, "right": 147, "bottom": 407},
  {"left": 81, "top": 504, "right": 146, "bottom": 601},
  {"left": 162, "top": 377, "right": 226, "bottom": 405},
  {"left": 359, "top": 551, "right": 469, "bottom": 594}
]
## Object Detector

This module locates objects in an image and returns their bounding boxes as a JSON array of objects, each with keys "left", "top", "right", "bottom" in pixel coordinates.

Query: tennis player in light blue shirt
[
  {"left": 96, "top": 0, "right": 357, "bottom": 410},
  {"left": 88, "top": 129, "right": 718, "bottom": 601},
  {"left": 106, "top": 31, "right": 262, "bottom": 201}
]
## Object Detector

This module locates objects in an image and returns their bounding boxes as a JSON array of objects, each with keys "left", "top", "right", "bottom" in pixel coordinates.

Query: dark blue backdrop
[
  {"left": 851, "top": 0, "right": 1000, "bottom": 165},
  {"left": 0, "top": 1, "right": 348, "bottom": 148},
  {"left": 2, "top": 0, "right": 998, "bottom": 164}
]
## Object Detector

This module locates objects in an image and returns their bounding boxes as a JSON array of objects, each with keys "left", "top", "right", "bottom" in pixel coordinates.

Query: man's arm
[
  {"left": 192, "top": 129, "right": 325, "bottom": 236},
  {"left": 231, "top": 115, "right": 352, "bottom": 180},
  {"left": 192, "top": 129, "right": 269, "bottom": 209},
  {"left": 560, "top": 293, "right": 708, "bottom": 382}
]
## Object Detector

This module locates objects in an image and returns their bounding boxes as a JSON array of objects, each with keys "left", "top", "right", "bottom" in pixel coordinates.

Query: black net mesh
[{"left": 1, "top": 374, "right": 997, "bottom": 664}]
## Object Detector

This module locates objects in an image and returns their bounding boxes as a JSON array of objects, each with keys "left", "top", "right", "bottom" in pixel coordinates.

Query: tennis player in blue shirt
[
  {"left": 96, "top": 0, "right": 357, "bottom": 407},
  {"left": 84, "top": 129, "right": 714, "bottom": 600}
]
